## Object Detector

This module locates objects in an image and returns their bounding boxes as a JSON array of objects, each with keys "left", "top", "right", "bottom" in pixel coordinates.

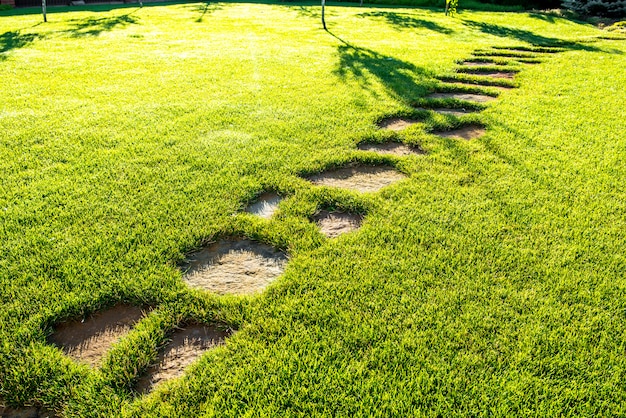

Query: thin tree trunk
[
  {"left": 42, "top": 0, "right": 47, "bottom": 22},
  {"left": 445, "top": 0, "right": 449, "bottom": 16},
  {"left": 321, "top": 0, "right": 326, "bottom": 30}
]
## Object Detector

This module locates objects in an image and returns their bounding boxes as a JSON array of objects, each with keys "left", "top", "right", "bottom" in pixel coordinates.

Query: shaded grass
[{"left": 1, "top": 2, "right": 625, "bottom": 417}]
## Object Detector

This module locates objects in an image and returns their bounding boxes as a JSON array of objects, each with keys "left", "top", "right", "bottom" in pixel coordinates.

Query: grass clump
[{"left": 1, "top": 2, "right": 625, "bottom": 417}]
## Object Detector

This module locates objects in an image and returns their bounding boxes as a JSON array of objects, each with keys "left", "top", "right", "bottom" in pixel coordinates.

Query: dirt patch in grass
[
  {"left": 307, "top": 165, "right": 407, "bottom": 193},
  {"left": 428, "top": 92, "right": 496, "bottom": 103},
  {"left": 245, "top": 192, "right": 282, "bottom": 219},
  {"left": 434, "top": 124, "right": 485, "bottom": 140},
  {"left": 358, "top": 142, "right": 424, "bottom": 156},
  {"left": 135, "top": 324, "right": 232, "bottom": 394},
  {"left": 313, "top": 210, "right": 364, "bottom": 238},
  {"left": 0, "top": 403, "right": 56, "bottom": 418},
  {"left": 377, "top": 117, "right": 421, "bottom": 131},
  {"left": 181, "top": 239, "right": 287, "bottom": 295},
  {"left": 48, "top": 305, "right": 145, "bottom": 368}
]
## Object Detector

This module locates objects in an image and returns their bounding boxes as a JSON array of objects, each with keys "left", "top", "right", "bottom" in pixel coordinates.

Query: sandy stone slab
[
  {"left": 434, "top": 125, "right": 486, "bottom": 140},
  {"left": 473, "top": 71, "right": 515, "bottom": 79},
  {"left": 447, "top": 82, "right": 515, "bottom": 92},
  {"left": 358, "top": 142, "right": 424, "bottom": 156},
  {"left": 377, "top": 117, "right": 421, "bottom": 131},
  {"left": 182, "top": 239, "right": 287, "bottom": 295},
  {"left": 313, "top": 211, "right": 364, "bottom": 238},
  {"left": 460, "top": 61, "right": 489, "bottom": 67},
  {"left": 244, "top": 192, "right": 282, "bottom": 219},
  {"left": 0, "top": 403, "right": 56, "bottom": 418},
  {"left": 428, "top": 92, "right": 496, "bottom": 103},
  {"left": 414, "top": 106, "right": 478, "bottom": 117},
  {"left": 48, "top": 305, "right": 145, "bottom": 368},
  {"left": 307, "top": 165, "right": 407, "bottom": 193},
  {"left": 135, "top": 324, "right": 232, "bottom": 394},
  {"left": 461, "top": 60, "right": 506, "bottom": 67}
]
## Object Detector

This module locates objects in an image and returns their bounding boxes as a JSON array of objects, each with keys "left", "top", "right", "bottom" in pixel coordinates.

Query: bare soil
[
  {"left": 313, "top": 211, "right": 364, "bottom": 238},
  {"left": 428, "top": 92, "right": 496, "bottom": 103},
  {"left": 245, "top": 192, "right": 282, "bottom": 219},
  {"left": 377, "top": 117, "right": 421, "bottom": 131},
  {"left": 434, "top": 124, "right": 486, "bottom": 140},
  {"left": 48, "top": 305, "right": 145, "bottom": 367},
  {"left": 135, "top": 324, "right": 232, "bottom": 394},
  {"left": 181, "top": 239, "right": 287, "bottom": 295},
  {"left": 307, "top": 165, "right": 407, "bottom": 193},
  {"left": 358, "top": 142, "right": 424, "bottom": 156}
]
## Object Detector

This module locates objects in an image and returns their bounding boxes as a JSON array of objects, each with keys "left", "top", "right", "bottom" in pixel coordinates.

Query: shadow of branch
[
  {"left": 358, "top": 11, "right": 455, "bottom": 34},
  {"left": 462, "top": 19, "right": 623, "bottom": 54},
  {"left": 329, "top": 30, "right": 433, "bottom": 105},
  {"left": 0, "top": 30, "right": 40, "bottom": 60},
  {"left": 64, "top": 12, "right": 139, "bottom": 38},
  {"left": 187, "top": 1, "right": 224, "bottom": 23}
]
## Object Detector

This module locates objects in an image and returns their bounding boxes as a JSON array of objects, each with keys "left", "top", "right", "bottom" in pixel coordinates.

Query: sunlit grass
[{"left": 1, "top": 2, "right": 625, "bottom": 416}]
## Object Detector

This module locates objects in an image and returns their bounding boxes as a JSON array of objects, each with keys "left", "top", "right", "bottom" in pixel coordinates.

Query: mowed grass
[{"left": 1, "top": 2, "right": 625, "bottom": 416}]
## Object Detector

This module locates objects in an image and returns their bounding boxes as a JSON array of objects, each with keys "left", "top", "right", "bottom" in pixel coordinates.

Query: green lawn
[{"left": 1, "top": 1, "right": 625, "bottom": 416}]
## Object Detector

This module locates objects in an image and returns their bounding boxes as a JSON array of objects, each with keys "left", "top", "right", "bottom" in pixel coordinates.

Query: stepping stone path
[
  {"left": 434, "top": 124, "right": 486, "bottom": 140},
  {"left": 181, "top": 238, "right": 287, "bottom": 295},
  {"left": 448, "top": 82, "right": 514, "bottom": 92},
  {"left": 428, "top": 92, "right": 496, "bottom": 103},
  {"left": 48, "top": 305, "right": 145, "bottom": 367},
  {"left": 472, "top": 71, "right": 515, "bottom": 79},
  {"left": 307, "top": 165, "right": 407, "bottom": 193},
  {"left": 461, "top": 60, "right": 508, "bottom": 67},
  {"left": 358, "top": 142, "right": 424, "bottom": 156},
  {"left": 420, "top": 45, "right": 562, "bottom": 140},
  {"left": 414, "top": 107, "right": 478, "bottom": 117},
  {"left": 6, "top": 44, "right": 568, "bottom": 417},
  {"left": 245, "top": 192, "right": 283, "bottom": 219},
  {"left": 0, "top": 402, "right": 56, "bottom": 418},
  {"left": 135, "top": 324, "right": 232, "bottom": 394},
  {"left": 313, "top": 210, "right": 364, "bottom": 238},
  {"left": 377, "top": 117, "right": 421, "bottom": 131}
]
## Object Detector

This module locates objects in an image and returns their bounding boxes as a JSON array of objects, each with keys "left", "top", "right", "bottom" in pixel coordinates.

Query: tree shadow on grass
[
  {"left": 0, "top": 30, "right": 40, "bottom": 60},
  {"left": 357, "top": 11, "right": 454, "bottom": 34},
  {"left": 330, "top": 31, "right": 433, "bottom": 105},
  {"left": 462, "top": 20, "right": 622, "bottom": 53},
  {"left": 187, "top": 1, "right": 224, "bottom": 23},
  {"left": 64, "top": 13, "right": 139, "bottom": 38}
]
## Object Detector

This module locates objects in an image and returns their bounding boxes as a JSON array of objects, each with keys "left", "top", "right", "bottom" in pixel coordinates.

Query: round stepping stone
[
  {"left": 135, "top": 324, "right": 232, "bottom": 394},
  {"left": 474, "top": 71, "right": 515, "bottom": 79},
  {"left": 181, "top": 239, "right": 287, "bottom": 295},
  {"left": 0, "top": 403, "right": 56, "bottom": 418},
  {"left": 448, "top": 82, "right": 515, "bottom": 91},
  {"left": 461, "top": 60, "right": 506, "bottom": 67},
  {"left": 245, "top": 192, "right": 282, "bottom": 219},
  {"left": 377, "top": 117, "right": 421, "bottom": 131},
  {"left": 428, "top": 92, "right": 496, "bottom": 103},
  {"left": 434, "top": 107, "right": 478, "bottom": 116},
  {"left": 434, "top": 124, "right": 485, "bottom": 140},
  {"left": 461, "top": 61, "right": 488, "bottom": 67},
  {"left": 307, "top": 165, "right": 407, "bottom": 193},
  {"left": 358, "top": 142, "right": 424, "bottom": 156},
  {"left": 313, "top": 210, "right": 363, "bottom": 238},
  {"left": 48, "top": 305, "right": 145, "bottom": 367}
]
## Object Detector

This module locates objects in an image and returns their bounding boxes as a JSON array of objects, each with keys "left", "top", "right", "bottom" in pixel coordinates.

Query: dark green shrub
[{"left": 563, "top": 0, "right": 626, "bottom": 17}]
